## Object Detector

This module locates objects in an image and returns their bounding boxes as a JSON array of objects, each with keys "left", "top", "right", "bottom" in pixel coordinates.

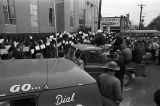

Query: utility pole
[
  {"left": 98, "top": 0, "right": 102, "bottom": 29},
  {"left": 138, "top": 4, "right": 145, "bottom": 30},
  {"left": 141, "top": 16, "right": 145, "bottom": 29}
]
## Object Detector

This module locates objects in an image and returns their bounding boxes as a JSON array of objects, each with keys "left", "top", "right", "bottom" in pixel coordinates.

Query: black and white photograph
[{"left": 0, "top": 0, "right": 160, "bottom": 106}]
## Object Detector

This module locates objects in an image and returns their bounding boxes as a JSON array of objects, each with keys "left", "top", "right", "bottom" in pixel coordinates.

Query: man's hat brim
[{"left": 102, "top": 65, "right": 120, "bottom": 71}]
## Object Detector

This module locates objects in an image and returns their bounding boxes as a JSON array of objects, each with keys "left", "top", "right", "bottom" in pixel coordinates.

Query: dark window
[
  {"left": 75, "top": 49, "right": 81, "bottom": 59},
  {"left": 49, "top": 7, "right": 55, "bottom": 26},
  {"left": 3, "top": 11, "right": 9, "bottom": 24},
  {"left": 49, "top": 8, "right": 53, "bottom": 26},
  {"left": 85, "top": 51, "right": 105, "bottom": 64},
  {"left": 0, "top": 97, "right": 36, "bottom": 106},
  {"left": 79, "top": 19, "right": 85, "bottom": 25},
  {"left": 3, "top": 0, "right": 16, "bottom": 25}
]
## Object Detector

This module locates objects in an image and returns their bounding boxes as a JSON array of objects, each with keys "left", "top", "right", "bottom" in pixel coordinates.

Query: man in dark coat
[
  {"left": 132, "top": 42, "right": 145, "bottom": 63},
  {"left": 91, "top": 30, "right": 106, "bottom": 46},
  {"left": 12, "top": 43, "right": 25, "bottom": 59},
  {"left": 113, "top": 36, "right": 125, "bottom": 89},
  {"left": 97, "top": 61, "right": 123, "bottom": 106}
]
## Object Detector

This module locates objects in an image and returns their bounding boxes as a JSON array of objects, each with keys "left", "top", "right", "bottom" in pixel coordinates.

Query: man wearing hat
[{"left": 97, "top": 61, "right": 123, "bottom": 106}]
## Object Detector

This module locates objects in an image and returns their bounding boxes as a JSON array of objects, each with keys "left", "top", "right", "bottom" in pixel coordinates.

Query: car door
[
  {"left": 38, "top": 83, "right": 102, "bottom": 106},
  {"left": 84, "top": 50, "right": 106, "bottom": 79}
]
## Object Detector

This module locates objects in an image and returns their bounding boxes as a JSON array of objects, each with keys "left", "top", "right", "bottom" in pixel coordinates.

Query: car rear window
[{"left": 0, "top": 97, "right": 36, "bottom": 106}]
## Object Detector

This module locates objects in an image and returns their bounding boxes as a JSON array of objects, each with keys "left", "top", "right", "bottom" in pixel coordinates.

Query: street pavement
[{"left": 120, "top": 63, "right": 160, "bottom": 106}]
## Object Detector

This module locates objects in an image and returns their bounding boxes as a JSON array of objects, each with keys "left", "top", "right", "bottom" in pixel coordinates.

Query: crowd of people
[
  {"left": 0, "top": 32, "right": 94, "bottom": 59},
  {"left": 0, "top": 31, "right": 122, "bottom": 60},
  {"left": 0, "top": 30, "right": 160, "bottom": 106},
  {"left": 0, "top": 30, "right": 160, "bottom": 63}
]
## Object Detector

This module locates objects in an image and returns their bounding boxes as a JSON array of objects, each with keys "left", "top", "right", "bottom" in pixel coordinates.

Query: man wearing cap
[{"left": 97, "top": 61, "right": 123, "bottom": 106}]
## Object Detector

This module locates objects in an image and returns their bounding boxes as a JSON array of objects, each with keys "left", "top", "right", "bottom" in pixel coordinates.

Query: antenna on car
[
  {"left": 43, "top": 58, "right": 59, "bottom": 90},
  {"left": 43, "top": 59, "right": 49, "bottom": 90},
  {"left": 43, "top": 1, "right": 58, "bottom": 89},
  {"left": 55, "top": 33, "right": 59, "bottom": 58}
]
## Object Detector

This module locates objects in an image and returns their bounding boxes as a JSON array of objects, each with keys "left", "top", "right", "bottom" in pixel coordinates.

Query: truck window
[{"left": 0, "top": 97, "right": 36, "bottom": 106}]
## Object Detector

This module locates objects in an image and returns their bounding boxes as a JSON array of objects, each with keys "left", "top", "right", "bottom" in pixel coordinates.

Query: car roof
[
  {"left": 71, "top": 44, "right": 102, "bottom": 51},
  {"left": 0, "top": 59, "right": 95, "bottom": 97}
]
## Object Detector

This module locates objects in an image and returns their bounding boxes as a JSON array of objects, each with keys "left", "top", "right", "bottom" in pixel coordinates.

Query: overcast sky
[{"left": 101, "top": 0, "right": 160, "bottom": 26}]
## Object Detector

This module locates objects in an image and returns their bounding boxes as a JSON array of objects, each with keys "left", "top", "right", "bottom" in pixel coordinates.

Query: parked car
[
  {"left": 66, "top": 44, "right": 146, "bottom": 87},
  {"left": 0, "top": 59, "right": 102, "bottom": 106},
  {"left": 66, "top": 44, "right": 109, "bottom": 78}
]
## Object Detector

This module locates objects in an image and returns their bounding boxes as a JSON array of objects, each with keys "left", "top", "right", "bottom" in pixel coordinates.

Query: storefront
[{"left": 100, "top": 15, "right": 131, "bottom": 33}]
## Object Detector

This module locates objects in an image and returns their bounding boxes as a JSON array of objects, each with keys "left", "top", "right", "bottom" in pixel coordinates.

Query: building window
[
  {"left": 3, "top": 0, "right": 16, "bottom": 25},
  {"left": 49, "top": 7, "right": 55, "bottom": 26},
  {"left": 30, "top": 0, "right": 38, "bottom": 27},
  {"left": 70, "top": 0, "right": 74, "bottom": 27},
  {"left": 79, "top": 9, "right": 85, "bottom": 26},
  {"left": 70, "top": 11, "right": 74, "bottom": 27}
]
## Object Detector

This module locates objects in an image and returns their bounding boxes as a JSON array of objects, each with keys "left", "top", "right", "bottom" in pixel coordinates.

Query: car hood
[{"left": 0, "top": 59, "right": 95, "bottom": 97}]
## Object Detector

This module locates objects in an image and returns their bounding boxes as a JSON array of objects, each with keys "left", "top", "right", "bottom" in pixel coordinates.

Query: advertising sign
[{"left": 101, "top": 17, "right": 120, "bottom": 27}]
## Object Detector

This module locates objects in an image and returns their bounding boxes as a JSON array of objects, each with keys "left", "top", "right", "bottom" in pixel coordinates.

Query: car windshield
[{"left": 85, "top": 50, "right": 105, "bottom": 64}]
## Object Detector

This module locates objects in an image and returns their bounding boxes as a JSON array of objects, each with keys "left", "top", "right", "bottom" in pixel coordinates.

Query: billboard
[{"left": 101, "top": 17, "right": 120, "bottom": 27}]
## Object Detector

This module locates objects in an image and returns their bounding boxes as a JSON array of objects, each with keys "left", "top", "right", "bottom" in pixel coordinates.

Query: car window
[
  {"left": 68, "top": 47, "right": 76, "bottom": 58},
  {"left": 75, "top": 49, "right": 81, "bottom": 59},
  {"left": 0, "top": 97, "right": 36, "bottom": 106},
  {"left": 85, "top": 51, "right": 105, "bottom": 64}
]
